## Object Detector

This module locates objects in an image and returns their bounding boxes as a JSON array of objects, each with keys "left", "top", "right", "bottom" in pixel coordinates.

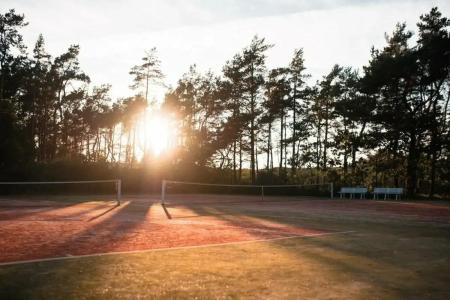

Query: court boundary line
[
  {"left": 154, "top": 209, "right": 450, "bottom": 226},
  {"left": 0, "top": 230, "right": 355, "bottom": 267}
]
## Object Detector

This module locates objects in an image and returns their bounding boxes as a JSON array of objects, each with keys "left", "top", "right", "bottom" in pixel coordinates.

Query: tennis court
[{"left": 1, "top": 181, "right": 450, "bottom": 299}]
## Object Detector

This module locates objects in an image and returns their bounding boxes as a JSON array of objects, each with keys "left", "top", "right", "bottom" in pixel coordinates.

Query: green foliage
[{"left": 129, "top": 47, "right": 164, "bottom": 102}]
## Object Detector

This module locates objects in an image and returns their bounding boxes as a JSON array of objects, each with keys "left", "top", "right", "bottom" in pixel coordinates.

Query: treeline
[
  {"left": 0, "top": 9, "right": 157, "bottom": 169},
  {"left": 164, "top": 7, "right": 450, "bottom": 197},
  {"left": 1, "top": 8, "right": 449, "bottom": 197}
]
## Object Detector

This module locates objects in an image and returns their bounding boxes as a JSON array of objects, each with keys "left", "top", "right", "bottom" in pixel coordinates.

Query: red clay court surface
[{"left": 1, "top": 196, "right": 450, "bottom": 265}]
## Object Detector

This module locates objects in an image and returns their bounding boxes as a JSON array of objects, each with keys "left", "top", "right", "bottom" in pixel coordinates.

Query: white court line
[{"left": 0, "top": 230, "right": 355, "bottom": 267}]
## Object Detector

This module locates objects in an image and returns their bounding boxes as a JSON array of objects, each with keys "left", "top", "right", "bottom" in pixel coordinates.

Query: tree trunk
[
  {"left": 323, "top": 101, "right": 329, "bottom": 171},
  {"left": 233, "top": 140, "right": 237, "bottom": 183},
  {"left": 131, "top": 124, "right": 136, "bottom": 167},
  {"left": 255, "top": 138, "right": 259, "bottom": 176},
  {"left": 118, "top": 125, "right": 123, "bottom": 164},
  {"left": 238, "top": 134, "right": 243, "bottom": 183},
  {"left": 249, "top": 64, "right": 256, "bottom": 184},
  {"left": 145, "top": 72, "right": 149, "bottom": 103},
  {"left": 250, "top": 116, "right": 255, "bottom": 184},
  {"left": 292, "top": 85, "right": 297, "bottom": 177},
  {"left": 406, "top": 132, "right": 419, "bottom": 196},
  {"left": 429, "top": 150, "right": 437, "bottom": 199},
  {"left": 284, "top": 115, "right": 287, "bottom": 176},
  {"left": 351, "top": 144, "right": 356, "bottom": 173},
  {"left": 266, "top": 123, "right": 271, "bottom": 170},
  {"left": 343, "top": 147, "right": 348, "bottom": 176},
  {"left": 392, "top": 135, "right": 400, "bottom": 187},
  {"left": 279, "top": 112, "right": 284, "bottom": 178},
  {"left": 316, "top": 121, "right": 321, "bottom": 184}
]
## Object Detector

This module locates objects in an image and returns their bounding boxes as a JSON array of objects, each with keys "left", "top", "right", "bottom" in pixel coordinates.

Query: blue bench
[
  {"left": 373, "top": 187, "right": 403, "bottom": 200},
  {"left": 338, "top": 187, "right": 368, "bottom": 199}
]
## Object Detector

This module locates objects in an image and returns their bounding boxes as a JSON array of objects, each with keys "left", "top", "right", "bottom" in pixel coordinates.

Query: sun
[{"left": 136, "top": 112, "right": 174, "bottom": 158}]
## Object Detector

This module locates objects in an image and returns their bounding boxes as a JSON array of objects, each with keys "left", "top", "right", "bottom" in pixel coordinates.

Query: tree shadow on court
[
  {"left": 2, "top": 199, "right": 450, "bottom": 299},
  {"left": 52, "top": 198, "right": 155, "bottom": 254},
  {"left": 1, "top": 197, "right": 155, "bottom": 265},
  {"left": 174, "top": 203, "right": 328, "bottom": 241},
  {"left": 0, "top": 202, "right": 89, "bottom": 221},
  {"left": 178, "top": 201, "right": 450, "bottom": 297},
  {"left": 161, "top": 204, "right": 402, "bottom": 295},
  {"left": 0, "top": 202, "right": 118, "bottom": 221},
  {"left": 0, "top": 197, "right": 159, "bottom": 298}
]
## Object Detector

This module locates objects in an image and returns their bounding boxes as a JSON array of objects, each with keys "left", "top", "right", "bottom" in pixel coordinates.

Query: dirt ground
[{"left": 1, "top": 196, "right": 449, "bottom": 264}]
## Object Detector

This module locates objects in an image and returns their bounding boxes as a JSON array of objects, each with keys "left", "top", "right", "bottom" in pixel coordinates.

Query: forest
[{"left": 0, "top": 7, "right": 449, "bottom": 197}]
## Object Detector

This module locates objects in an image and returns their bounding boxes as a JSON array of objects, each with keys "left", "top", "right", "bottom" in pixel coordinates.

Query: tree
[
  {"left": 334, "top": 68, "right": 375, "bottom": 179},
  {"left": 0, "top": 9, "right": 28, "bottom": 100},
  {"left": 0, "top": 9, "right": 29, "bottom": 169},
  {"left": 129, "top": 48, "right": 164, "bottom": 103},
  {"left": 222, "top": 54, "right": 247, "bottom": 182},
  {"left": 415, "top": 7, "right": 450, "bottom": 197},
  {"left": 1, "top": 7, "right": 449, "bottom": 198},
  {"left": 49, "top": 44, "right": 90, "bottom": 158},
  {"left": 239, "top": 36, "right": 273, "bottom": 184},
  {"left": 361, "top": 23, "right": 415, "bottom": 189},
  {"left": 264, "top": 68, "right": 290, "bottom": 179},
  {"left": 310, "top": 65, "right": 342, "bottom": 174},
  {"left": 287, "top": 49, "right": 309, "bottom": 176},
  {"left": 164, "top": 66, "right": 226, "bottom": 167},
  {"left": 28, "top": 34, "right": 52, "bottom": 161},
  {"left": 362, "top": 9, "right": 450, "bottom": 195}
]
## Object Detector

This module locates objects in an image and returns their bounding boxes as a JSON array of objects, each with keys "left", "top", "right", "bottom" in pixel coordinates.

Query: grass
[{"left": 1, "top": 203, "right": 450, "bottom": 299}]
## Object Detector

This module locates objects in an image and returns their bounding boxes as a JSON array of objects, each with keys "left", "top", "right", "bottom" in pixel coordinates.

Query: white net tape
[{"left": 161, "top": 180, "right": 333, "bottom": 204}]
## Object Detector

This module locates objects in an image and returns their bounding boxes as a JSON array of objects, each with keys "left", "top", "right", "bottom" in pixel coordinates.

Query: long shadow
[
  {"left": 179, "top": 199, "right": 450, "bottom": 295},
  {"left": 1, "top": 196, "right": 155, "bottom": 286},
  {"left": 175, "top": 203, "right": 328, "bottom": 239},
  {"left": 87, "top": 204, "right": 120, "bottom": 222},
  {"left": 162, "top": 204, "right": 237, "bottom": 220},
  {"left": 0, "top": 201, "right": 86, "bottom": 221},
  {"left": 184, "top": 201, "right": 450, "bottom": 261},
  {"left": 1, "top": 196, "right": 153, "bottom": 264},
  {"left": 2, "top": 197, "right": 450, "bottom": 299},
  {"left": 54, "top": 198, "right": 153, "bottom": 254},
  {"left": 0, "top": 200, "right": 121, "bottom": 222},
  {"left": 161, "top": 204, "right": 172, "bottom": 219},
  {"left": 0, "top": 195, "right": 155, "bottom": 299}
]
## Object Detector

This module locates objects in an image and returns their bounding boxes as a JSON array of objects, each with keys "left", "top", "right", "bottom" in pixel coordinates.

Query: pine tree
[{"left": 129, "top": 48, "right": 164, "bottom": 103}]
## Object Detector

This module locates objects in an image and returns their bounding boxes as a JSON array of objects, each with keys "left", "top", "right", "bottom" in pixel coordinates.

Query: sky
[{"left": 4, "top": 0, "right": 450, "bottom": 101}]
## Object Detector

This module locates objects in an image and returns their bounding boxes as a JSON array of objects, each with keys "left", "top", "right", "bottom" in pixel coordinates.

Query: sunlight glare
[{"left": 136, "top": 112, "right": 173, "bottom": 158}]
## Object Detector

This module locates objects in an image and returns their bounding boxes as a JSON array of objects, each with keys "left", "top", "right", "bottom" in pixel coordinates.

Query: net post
[
  {"left": 330, "top": 182, "right": 334, "bottom": 199},
  {"left": 261, "top": 185, "right": 264, "bottom": 201},
  {"left": 161, "top": 180, "right": 166, "bottom": 205},
  {"left": 116, "top": 179, "right": 122, "bottom": 205}
]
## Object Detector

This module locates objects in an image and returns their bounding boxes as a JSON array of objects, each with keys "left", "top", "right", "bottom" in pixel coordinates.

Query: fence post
[
  {"left": 330, "top": 182, "right": 334, "bottom": 199},
  {"left": 116, "top": 179, "right": 122, "bottom": 205},
  {"left": 261, "top": 185, "right": 264, "bottom": 201},
  {"left": 161, "top": 180, "right": 166, "bottom": 205}
]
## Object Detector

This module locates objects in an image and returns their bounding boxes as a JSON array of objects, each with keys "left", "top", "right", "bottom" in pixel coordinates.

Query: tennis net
[
  {"left": 0, "top": 179, "right": 122, "bottom": 206},
  {"left": 161, "top": 180, "right": 333, "bottom": 205}
]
